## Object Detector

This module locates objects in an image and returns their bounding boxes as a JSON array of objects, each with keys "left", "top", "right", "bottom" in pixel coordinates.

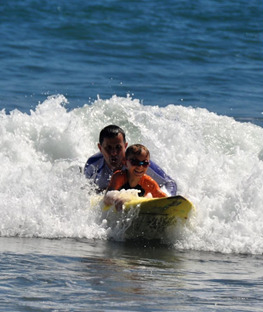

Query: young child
[{"left": 104, "top": 144, "right": 167, "bottom": 210}]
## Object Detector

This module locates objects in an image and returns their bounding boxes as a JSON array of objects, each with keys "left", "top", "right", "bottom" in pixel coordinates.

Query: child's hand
[
  {"left": 115, "top": 198, "right": 125, "bottom": 211},
  {"left": 145, "top": 193, "right": 153, "bottom": 198}
]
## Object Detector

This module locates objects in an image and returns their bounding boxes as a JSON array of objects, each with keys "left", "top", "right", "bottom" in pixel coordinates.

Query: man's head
[
  {"left": 99, "top": 125, "right": 126, "bottom": 145},
  {"left": 98, "top": 125, "right": 128, "bottom": 171}
]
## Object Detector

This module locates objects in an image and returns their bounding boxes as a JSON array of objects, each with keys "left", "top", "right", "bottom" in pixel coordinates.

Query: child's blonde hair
[{"left": 125, "top": 144, "right": 150, "bottom": 159}]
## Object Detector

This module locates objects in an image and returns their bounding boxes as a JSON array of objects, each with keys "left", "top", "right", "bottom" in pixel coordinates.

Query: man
[{"left": 84, "top": 125, "right": 177, "bottom": 195}]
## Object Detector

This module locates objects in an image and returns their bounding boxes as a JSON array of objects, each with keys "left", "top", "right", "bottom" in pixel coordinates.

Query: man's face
[{"left": 98, "top": 133, "right": 128, "bottom": 171}]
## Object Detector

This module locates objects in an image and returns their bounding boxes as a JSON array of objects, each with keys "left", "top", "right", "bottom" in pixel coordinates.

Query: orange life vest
[{"left": 107, "top": 170, "right": 167, "bottom": 198}]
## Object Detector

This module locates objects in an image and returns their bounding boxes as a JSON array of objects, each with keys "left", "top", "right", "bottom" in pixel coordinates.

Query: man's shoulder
[
  {"left": 84, "top": 152, "right": 105, "bottom": 178},
  {"left": 86, "top": 152, "right": 104, "bottom": 165}
]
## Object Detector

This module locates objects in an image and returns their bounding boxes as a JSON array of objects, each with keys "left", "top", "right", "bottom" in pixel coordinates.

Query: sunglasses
[{"left": 128, "top": 158, "right": 150, "bottom": 168}]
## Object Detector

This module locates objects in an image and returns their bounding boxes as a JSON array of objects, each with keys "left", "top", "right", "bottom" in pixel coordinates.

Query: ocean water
[
  {"left": 1, "top": 0, "right": 263, "bottom": 125},
  {"left": 1, "top": 0, "right": 263, "bottom": 311}
]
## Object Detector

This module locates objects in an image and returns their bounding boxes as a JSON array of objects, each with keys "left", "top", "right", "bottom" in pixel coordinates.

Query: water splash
[{"left": 1, "top": 94, "right": 263, "bottom": 254}]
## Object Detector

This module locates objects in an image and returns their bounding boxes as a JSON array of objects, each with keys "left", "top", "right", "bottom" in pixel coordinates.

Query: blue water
[
  {"left": 1, "top": 0, "right": 262, "bottom": 124},
  {"left": 1, "top": 0, "right": 263, "bottom": 310}
]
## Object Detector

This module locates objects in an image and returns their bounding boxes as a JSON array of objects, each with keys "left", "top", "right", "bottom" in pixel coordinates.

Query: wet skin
[
  {"left": 98, "top": 133, "right": 128, "bottom": 171},
  {"left": 126, "top": 151, "right": 150, "bottom": 187}
]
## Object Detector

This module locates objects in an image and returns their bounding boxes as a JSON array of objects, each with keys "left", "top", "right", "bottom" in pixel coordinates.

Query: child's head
[
  {"left": 125, "top": 144, "right": 150, "bottom": 160},
  {"left": 125, "top": 144, "right": 150, "bottom": 177}
]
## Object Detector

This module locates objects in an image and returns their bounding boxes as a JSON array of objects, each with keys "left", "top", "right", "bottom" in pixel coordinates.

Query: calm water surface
[{"left": 0, "top": 237, "right": 262, "bottom": 312}]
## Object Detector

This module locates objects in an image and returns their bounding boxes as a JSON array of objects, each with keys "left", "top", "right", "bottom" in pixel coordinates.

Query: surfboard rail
[{"left": 124, "top": 195, "right": 194, "bottom": 219}]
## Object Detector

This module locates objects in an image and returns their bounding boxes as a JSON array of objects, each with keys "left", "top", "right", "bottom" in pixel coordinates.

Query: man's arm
[
  {"left": 84, "top": 152, "right": 104, "bottom": 179},
  {"left": 147, "top": 161, "right": 177, "bottom": 196},
  {"left": 84, "top": 152, "right": 113, "bottom": 191}
]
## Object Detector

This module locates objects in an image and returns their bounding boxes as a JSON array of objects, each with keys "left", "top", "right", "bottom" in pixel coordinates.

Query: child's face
[{"left": 126, "top": 151, "right": 150, "bottom": 179}]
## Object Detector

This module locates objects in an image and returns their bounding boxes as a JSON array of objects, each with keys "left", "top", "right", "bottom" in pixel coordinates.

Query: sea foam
[{"left": 1, "top": 94, "right": 263, "bottom": 254}]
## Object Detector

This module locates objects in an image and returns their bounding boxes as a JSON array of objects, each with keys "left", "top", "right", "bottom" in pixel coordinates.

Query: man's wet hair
[{"left": 99, "top": 125, "right": 126, "bottom": 145}]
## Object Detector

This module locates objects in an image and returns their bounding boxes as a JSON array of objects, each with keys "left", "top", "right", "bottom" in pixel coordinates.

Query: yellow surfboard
[
  {"left": 103, "top": 195, "right": 195, "bottom": 240},
  {"left": 124, "top": 195, "right": 193, "bottom": 219}
]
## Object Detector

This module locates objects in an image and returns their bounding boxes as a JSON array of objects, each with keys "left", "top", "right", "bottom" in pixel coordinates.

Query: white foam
[{"left": 1, "top": 94, "right": 263, "bottom": 254}]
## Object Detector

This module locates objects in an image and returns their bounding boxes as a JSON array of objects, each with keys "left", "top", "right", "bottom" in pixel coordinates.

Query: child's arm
[
  {"left": 103, "top": 191, "right": 128, "bottom": 211},
  {"left": 144, "top": 175, "right": 167, "bottom": 198},
  {"left": 152, "top": 188, "right": 167, "bottom": 198},
  {"left": 103, "top": 172, "right": 126, "bottom": 210}
]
